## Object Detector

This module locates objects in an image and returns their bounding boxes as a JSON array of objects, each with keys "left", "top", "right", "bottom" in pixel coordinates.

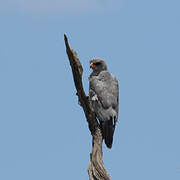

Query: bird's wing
[
  {"left": 89, "top": 71, "right": 119, "bottom": 148},
  {"left": 89, "top": 71, "right": 119, "bottom": 113}
]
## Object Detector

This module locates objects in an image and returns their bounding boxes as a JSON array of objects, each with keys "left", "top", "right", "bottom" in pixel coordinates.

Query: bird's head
[{"left": 90, "top": 58, "right": 107, "bottom": 72}]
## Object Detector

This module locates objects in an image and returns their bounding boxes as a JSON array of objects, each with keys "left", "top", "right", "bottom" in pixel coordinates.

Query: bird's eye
[{"left": 95, "top": 62, "right": 101, "bottom": 66}]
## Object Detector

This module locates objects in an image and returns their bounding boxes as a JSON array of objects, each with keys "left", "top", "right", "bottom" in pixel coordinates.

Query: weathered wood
[{"left": 64, "top": 34, "right": 111, "bottom": 180}]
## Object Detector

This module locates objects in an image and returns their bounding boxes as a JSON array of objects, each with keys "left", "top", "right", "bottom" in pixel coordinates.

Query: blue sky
[{"left": 0, "top": 0, "right": 180, "bottom": 179}]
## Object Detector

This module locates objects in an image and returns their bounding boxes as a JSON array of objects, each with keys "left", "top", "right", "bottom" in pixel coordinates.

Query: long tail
[{"left": 101, "top": 118, "right": 115, "bottom": 148}]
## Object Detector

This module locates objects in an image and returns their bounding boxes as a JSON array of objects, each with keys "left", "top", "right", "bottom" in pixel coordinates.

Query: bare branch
[{"left": 64, "top": 34, "right": 111, "bottom": 180}]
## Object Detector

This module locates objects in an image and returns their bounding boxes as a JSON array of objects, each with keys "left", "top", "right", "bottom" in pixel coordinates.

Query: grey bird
[{"left": 89, "top": 58, "right": 119, "bottom": 148}]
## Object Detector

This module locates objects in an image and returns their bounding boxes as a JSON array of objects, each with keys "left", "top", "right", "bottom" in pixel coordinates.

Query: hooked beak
[{"left": 90, "top": 62, "right": 95, "bottom": 69}]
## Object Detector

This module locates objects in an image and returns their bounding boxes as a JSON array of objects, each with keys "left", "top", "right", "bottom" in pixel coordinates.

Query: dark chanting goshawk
[{"left": 89, "top": 59, "right": 119, "bottom": 148}]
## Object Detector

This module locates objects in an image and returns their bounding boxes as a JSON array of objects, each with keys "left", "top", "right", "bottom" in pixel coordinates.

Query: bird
[{"left": 89, "top": 58, "right": 119, "bottom": 148}]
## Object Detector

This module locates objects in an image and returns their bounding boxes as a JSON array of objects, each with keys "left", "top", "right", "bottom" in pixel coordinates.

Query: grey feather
[{"left": 89, "top": 58, "right": 119, "bottom": 148}]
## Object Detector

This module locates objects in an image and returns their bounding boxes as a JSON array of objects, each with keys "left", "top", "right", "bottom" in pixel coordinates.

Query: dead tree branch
[{"left": 64, "top": 34, "right": 111, "bottom": 180}]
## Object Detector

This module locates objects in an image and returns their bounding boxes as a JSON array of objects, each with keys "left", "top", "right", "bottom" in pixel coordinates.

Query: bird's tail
[{"left": 101, "top": 118, "right": 115, "bottom": 149}]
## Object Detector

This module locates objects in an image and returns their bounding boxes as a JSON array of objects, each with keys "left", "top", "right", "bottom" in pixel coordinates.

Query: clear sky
[{"left": 0, "top": 0, "right": 180, "bottom": 179}]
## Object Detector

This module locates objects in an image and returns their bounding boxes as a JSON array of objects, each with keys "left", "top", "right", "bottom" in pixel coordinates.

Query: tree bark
[{"left": 64, "top": 34, "right": 111, "bottom": 180}]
